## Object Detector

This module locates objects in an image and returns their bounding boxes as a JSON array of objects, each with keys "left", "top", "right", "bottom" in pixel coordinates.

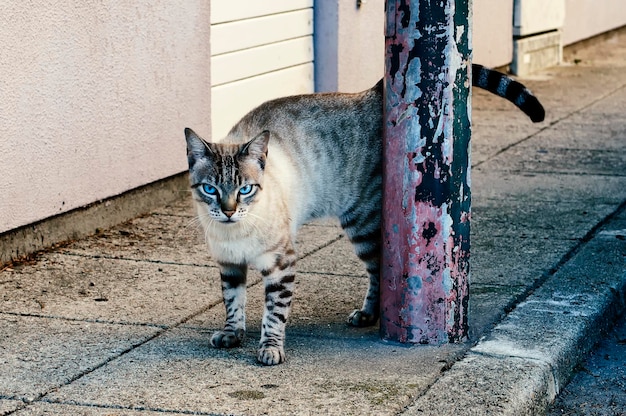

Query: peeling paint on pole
[{"left": 381, "top": 0, "right": 471, "bottom": 344}]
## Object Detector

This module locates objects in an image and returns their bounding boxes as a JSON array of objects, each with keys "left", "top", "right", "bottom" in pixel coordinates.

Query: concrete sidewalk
[{"left": 1, "top": 34, "right": 626, "bottom": 415}]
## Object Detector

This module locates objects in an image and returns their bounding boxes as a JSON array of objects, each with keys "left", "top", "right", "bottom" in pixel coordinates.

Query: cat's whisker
[
  {"left": 245, "top": 211, "right": 269, "bottom": 227},
  {"left": 188, "top": 209, "right": 216, "bottom": 241},
  {"left": 187, "top": 211, "right": 217, "bottom": 235},
  {"left": 203, "top": 217, "right": 218, "bottom": 243},
  {"left": 184, "top": 216, "right": 204, "bottom": 233},
  {"left": 242, "top": 213, "right": 268, "bottom": 241},
  {"left": 240, "top": 217, "right": 253, "bottom": 236},
  {"left": 245, "top": 219, "right": 264, "bottom": 241}
]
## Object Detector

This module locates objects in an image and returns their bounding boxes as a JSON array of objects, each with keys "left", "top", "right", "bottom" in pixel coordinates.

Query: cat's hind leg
[
  {"left": 210, "top": 262, "right": 247, "bottom": 348},
  {"left": 340, "top": 204, "right": 381, "bottom": 327},
  {"left": 346, "top": 251, "right": 380, "bottom": 327}
]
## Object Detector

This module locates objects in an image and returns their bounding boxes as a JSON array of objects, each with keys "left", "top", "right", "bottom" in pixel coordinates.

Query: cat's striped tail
[{"left": 472, "top": 63, "right": 545, "bottom": 123}]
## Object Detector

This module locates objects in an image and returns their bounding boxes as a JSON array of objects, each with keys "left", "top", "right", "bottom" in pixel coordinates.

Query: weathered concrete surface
[
  {"left": 0, "top": 254, "right": 223, "bottom": 325},
  {"left": 0, "top": 315, "right": 158, "bottom": 401},
  {"left": 1, "top": 33, "right": 626, "bottom": 415},
  {"left": 0, "top": 402, "right": 21, "bottom": 415},
  {"left": 13, "top": 403, "right": 165, "bottom": 416},
  {"left": 46, "top": 328, "right": 461, "bottom": 416}
]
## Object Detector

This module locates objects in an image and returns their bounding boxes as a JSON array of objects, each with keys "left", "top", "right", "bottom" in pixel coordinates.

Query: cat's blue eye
[
  {"left": 202, "top": 184, "right": 218, "bottom": 196},
  {"left": 239, "top": 185, "right": 254, "bottom": 195}
]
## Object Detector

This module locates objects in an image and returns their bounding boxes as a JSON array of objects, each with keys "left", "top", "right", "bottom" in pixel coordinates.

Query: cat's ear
[
  {"left": 185, "top": 128, "right": 212, "bottom": 167},
  {"left": 241, "top": 130, "right": 270, "bottom": 158},
  {"left": 240, "top": 131, "right": 269, "bottom": 170}
]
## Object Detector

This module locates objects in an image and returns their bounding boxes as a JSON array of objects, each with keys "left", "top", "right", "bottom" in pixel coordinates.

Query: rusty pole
[{"left": 380, "top": 0, "right": 471, "bottom": 344}]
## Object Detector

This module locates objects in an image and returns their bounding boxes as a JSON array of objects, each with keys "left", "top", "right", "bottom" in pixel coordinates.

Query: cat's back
[{"left": 225, "top": 82, "right": 382, "bottom": 153}]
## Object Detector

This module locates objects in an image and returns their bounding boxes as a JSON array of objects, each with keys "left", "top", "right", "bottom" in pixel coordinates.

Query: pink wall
[{"left": 0, "top": 2, "right": 211, "bottom": 234}]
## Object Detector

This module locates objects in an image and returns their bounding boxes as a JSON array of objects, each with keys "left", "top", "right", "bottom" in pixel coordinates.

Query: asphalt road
[{"left": 548, "top": 313, "right": 626, "bottom": 415}]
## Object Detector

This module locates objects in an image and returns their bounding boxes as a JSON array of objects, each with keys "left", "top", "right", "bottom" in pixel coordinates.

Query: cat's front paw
[
  {"left": 347, "top": 309, "right": 378, "bottom": 327},
  {"left": 210, "top": 329, "right": 244, "bottom": 348},
  {"left": 257, "top": 346, "right": 285, "bottom": 366}
]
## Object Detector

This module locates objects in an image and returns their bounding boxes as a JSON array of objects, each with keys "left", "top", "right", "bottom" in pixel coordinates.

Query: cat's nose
[{"left": 223, "top": 210, "right": 235, "bottom": 218}]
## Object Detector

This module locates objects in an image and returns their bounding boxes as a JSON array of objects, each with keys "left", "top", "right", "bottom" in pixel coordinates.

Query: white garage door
[{"left": 210, "top": 0, "right": 314, "bottom": 140}]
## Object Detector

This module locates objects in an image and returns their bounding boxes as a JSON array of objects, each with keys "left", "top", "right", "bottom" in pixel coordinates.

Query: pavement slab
[
  {"left": 12, "top": 403, "right": 167, "bottom": 416},
  {"left": 0, "top": 401, "right": 21, "bottom": 415},
  {"left": 297, "top": 236, "right": 365, "bottom": 277},
  {"left": 468, "top": 283, "right": 528, "bottom": 339},
  {"left": 488, "top": 146, "right": 626, "bottom": 176},
  {"left": 0, "top": 253, "right": 222, "bottom": 326},
  {"left": 60, "top": 213, "right": 215, "bottom": 267},
  {"left": 525, "top": 66, "right": 626, "bottom": 120},
  {"left": 0, "top": 314, "right": 158, "bottom": 402},
  {"left": 469, "top": 235, "right": 574, "bottom": 285},
  {"left": 45, "top": 326, "right": 463, "bottom": 416},
  {"left": 472, "top": 199, "right": 617, "bottom": 240},
  {"left": 472, "top": 169, "right": 626, "bottom": 205}
]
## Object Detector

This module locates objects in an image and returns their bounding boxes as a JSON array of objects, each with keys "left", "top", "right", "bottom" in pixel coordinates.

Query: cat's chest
[{"left": 205, "top": 229, "right": 268, "bottom": 265}]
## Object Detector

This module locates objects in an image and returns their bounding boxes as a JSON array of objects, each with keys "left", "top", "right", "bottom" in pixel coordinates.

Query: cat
[{"left": 185, "top": 64, "right": 545, "bottom": 365}]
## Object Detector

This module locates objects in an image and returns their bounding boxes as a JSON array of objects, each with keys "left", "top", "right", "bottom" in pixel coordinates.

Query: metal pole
[{"left": 380, "top": 0, "right": 471, "bottom": 344}]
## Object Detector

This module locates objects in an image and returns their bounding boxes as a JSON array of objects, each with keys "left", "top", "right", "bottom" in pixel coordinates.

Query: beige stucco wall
[
  {"left": 314, "top": 0, "right": 626, "bottom": 85},
  {"left": 315, "top": 0, "right": 514, "bottom": 93},
  {"left": 315, "top": 0, "right": 385, "bottom": 92},
  {"left": 563, "top": 0, "right": 626, "bottom": 45},
  {"left": 0, "top": 2, "right": 211, "bottom": 234},
  {"left": 334, "top": 0, "right": 385, "bottom": 92},
  {"left": 473, "top": 0, "right": 514, "bottom": 68}
]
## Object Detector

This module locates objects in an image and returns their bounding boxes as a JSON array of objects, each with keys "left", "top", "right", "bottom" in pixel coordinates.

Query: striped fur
[
  {"left": 185, "top": 66, "right": 544, "bottom": 365},
  {"left": 472, "top": 64, "right": 545, "bottom": 122}
]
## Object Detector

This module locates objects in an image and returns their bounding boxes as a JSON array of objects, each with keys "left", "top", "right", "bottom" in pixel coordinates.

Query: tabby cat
[{"left": 185, "top": 64, "right": 544, "bottom": 365}]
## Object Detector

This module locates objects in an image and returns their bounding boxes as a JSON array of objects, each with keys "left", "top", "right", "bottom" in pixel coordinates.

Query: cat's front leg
[
  {"left": 257, "top": 250, "right": 297, "bottom": 365},
  {"left": 210, "top": 262, "right": 247, "bottom": 349}
]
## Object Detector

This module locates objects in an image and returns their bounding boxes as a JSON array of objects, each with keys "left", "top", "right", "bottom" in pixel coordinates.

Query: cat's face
[{"left": 185, "top": 128, "right": 269, "bottom": 224}]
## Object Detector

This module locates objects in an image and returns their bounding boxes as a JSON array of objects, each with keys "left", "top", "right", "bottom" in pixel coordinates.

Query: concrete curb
[{"left": 403, "top": 205, "right": 626, "bottom": 415}]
